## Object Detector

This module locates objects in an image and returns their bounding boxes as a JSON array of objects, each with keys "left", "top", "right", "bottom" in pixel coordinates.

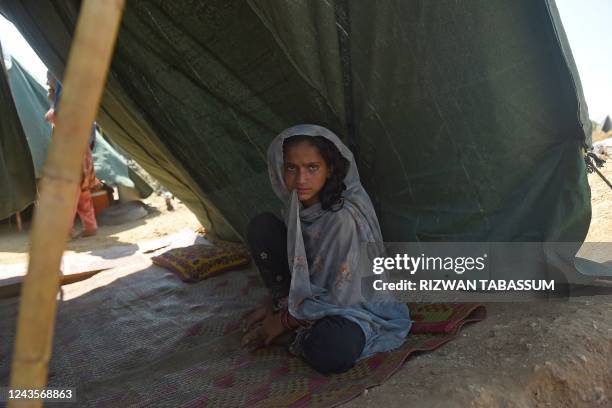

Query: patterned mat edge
[{"left": 328, "top": 304, "right": 487, "bottom": 408}]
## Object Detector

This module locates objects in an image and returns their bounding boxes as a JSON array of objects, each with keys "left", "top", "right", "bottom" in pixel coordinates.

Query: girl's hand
[
  {"left": 241, "top": 324, "right": 265, "bottom": 349},
  {"left": 243, "top": 296, "right": 274, "bottom": 332},
  {"left": 261, "top": 312, "right": 286, "bottom": 345},
  {"left": 241, "top": 312, "right": 286, "bottom": 348}
]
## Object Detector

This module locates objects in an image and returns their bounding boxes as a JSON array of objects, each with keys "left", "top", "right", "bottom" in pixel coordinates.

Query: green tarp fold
[
  {"left": 5, "top": 58, "right": 51, "bottom": 178},
  {"left": 5, "top": 56, "right": 153, "bottom": 205},
  {"left": 0, "top": 0, "right": 592, "bottom": 243},
  {"left": 0, "top": 44, "right": 36, "bottom": 218}
]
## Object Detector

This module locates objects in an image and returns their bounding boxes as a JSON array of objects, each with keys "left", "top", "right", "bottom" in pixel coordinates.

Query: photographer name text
[{"left": 373, "top": 279, "right": 555, "bottom": 291}]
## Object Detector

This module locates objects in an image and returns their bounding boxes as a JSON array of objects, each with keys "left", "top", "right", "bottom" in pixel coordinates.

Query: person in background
[{"left": 45, "top": 71, "right": 98, "bottom": 239}]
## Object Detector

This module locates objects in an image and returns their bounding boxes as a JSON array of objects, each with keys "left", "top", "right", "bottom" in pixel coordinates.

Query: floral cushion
[{"left": 152, "top": 243, "right": 250, "bottom": 282}]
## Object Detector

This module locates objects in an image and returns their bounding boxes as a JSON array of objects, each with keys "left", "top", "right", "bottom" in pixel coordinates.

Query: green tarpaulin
[
  {"left": 1, "top": 56, "right": 153, "bottom": 219},
  {"left": 0, "top": 44, "right": 36, "bottom": 218},
  {"left": 0, "top": 0, "right": 593, "bottom": 243},
  {"left": 5, "top": 58, "right": 51, "bottom": 178}
]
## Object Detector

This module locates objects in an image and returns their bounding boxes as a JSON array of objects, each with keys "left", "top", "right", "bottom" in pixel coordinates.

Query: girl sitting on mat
[{"left": 242, "top": 124, "right": 411, "bottom": 374}]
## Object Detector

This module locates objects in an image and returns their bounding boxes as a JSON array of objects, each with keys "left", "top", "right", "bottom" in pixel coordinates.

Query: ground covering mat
[{"left": 0, "top": 259, "right": 484, "bottom": 407}]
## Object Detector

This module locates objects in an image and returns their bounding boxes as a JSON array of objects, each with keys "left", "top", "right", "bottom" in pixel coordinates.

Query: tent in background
[
  {"left": 0, "top": 1, "right": 596, "bottom": 250},
  {"left": 91, "top": 129, "right": 154, "bottom": 201},
  {"left": 1, "top": 56, "right": 153, "bottom": 220},
  {"left": 3, "top": 57, "right": 50, "bottom": 178},
  {"left": 0, "top": 44, "right": 36, "bottom": 219}
]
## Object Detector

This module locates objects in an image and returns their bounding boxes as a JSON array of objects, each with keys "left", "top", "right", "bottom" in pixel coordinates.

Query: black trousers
[{"left": 246, "top": 213, "right": 365, "bottom": 374}]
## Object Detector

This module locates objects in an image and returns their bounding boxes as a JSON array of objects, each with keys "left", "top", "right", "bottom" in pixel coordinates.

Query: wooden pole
[{"left": 8, "top": 1, "right": 125, "bottom": 406}]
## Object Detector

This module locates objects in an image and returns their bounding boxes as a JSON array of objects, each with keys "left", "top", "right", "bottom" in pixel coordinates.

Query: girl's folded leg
[
  {"left": 297, "top": 315, "right": 365, "bottom": 374},
  {"left": 246, "top": 212, "right": 291, "bottom": 301}
]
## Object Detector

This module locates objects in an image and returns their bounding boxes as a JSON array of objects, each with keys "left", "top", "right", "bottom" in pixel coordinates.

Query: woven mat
[
  {"left": 0, "top": 260, "right": 485, "bottom": 407},
  {"left": 185, "top": 303, "right": 486, "bottom": 408}
]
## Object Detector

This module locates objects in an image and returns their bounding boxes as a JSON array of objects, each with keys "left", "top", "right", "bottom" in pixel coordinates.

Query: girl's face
[{"left": 283, "top": 141, "right": 332, "bottom": 207}]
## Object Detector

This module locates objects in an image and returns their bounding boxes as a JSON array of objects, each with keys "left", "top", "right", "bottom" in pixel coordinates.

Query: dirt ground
[
  {"left": 0, "top": 194, "right": 201, "bottom": 266},
  {"left": 1, "top": 152, "right": 611, "bottom": 407}
]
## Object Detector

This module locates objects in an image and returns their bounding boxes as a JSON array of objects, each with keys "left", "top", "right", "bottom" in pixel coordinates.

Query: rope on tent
[{"left": 584, "top": 151, "right": 612, "bottom": 190}]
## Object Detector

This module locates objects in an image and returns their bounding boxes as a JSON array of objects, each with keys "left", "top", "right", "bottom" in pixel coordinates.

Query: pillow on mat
[{"left": 152, "top": 243, "right": 250, "bottom": 282}]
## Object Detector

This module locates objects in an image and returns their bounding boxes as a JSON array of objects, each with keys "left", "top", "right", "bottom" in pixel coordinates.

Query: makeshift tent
[
  {"left": 91, "top": 131, "right": 154, "bottom": 200},
  {"left": 3, "top": 1, "right": 612, "bottom": 404},
  {"left": 602, "top": 115, "right": 612, "bottom": 133},
  {"left": 3, "top": 58, "right": 51, "bottom": 178},
  {"left": 0, "top": 43, "right": 36, "bottom": 219},
  {"left": 0, "top": 0, "right": 594, "bottom": 245},
  {"left": 1, "top": 56, "right": 153, "bottom": 220}
]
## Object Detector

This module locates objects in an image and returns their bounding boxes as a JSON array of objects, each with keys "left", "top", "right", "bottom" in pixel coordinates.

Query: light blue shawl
[{"left": 267, "top": 124, "right": 411, "bottom": 358}]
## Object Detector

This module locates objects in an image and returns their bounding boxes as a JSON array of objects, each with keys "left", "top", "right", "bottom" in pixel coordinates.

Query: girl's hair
[{"left": 283, "top": 135, "right": 350, "bottom": 211}]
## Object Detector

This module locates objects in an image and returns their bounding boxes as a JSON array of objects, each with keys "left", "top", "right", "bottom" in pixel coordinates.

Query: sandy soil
[
  {"left": 1, "top": 156, "right": 611, "bottom": 407},
  {"left": 585, "top": 153, "right": 612, "bottom": 243},
  {"left": 0, "top": 194, "right": 201, "bottom": 266}
]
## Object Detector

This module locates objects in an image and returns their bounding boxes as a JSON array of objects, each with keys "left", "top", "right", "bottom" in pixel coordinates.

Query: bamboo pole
[{"left": 9, "top": 1, "right": 125, "bottom": 406}]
